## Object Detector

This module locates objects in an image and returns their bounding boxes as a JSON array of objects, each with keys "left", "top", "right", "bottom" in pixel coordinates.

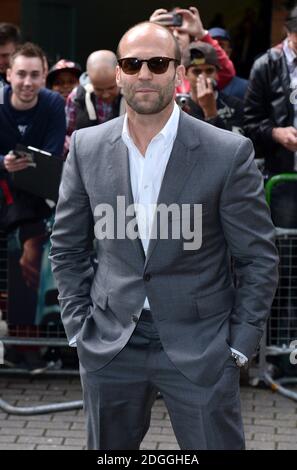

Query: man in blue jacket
[
  {"left": 0, "top": 42, "right": 66, "bottom": 325},
  {"left": 0, "top": 42, "right": 65, "bottom": 229},
  {"left": 0, "top": 42, "right": 65, "bottom": 171}
]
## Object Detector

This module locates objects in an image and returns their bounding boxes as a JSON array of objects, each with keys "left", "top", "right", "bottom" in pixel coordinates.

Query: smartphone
[
  {"left": 172, "top": 13, "right": 183, "bottom": 27},
  {"left": 13, "top": 144, "right": 34, "bottom": 161},
  {"left": 13, "top": 149, "right": 32, "bottom": 160},
  {"left": 158, "top": 11, "right": 183, "bottom": 27}
]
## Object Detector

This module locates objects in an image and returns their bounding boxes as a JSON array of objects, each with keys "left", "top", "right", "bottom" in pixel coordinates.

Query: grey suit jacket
[{"left": 49, "top": 111, "right": 279, "bottom": 386}]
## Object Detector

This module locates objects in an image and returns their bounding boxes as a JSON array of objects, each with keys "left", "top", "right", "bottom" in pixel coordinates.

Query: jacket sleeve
[
  {"left": 43, "top": 93, "right": 66, "bottom": 157},
  {"left": 243, "top": 57, "right": 275, "bottom": 147},
  {"left": 220, "top": 138, "right": 279, "bottom": 358},
  {"left": 202, "top": 33, "right": 236, "bottom": 89},
  {"left": 49, "top": 131, "right": 95, "bottom": 342}
]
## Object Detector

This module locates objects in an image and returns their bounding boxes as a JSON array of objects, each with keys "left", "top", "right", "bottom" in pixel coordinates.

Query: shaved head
[
  {"left": 86, "top": 50, "right": 117, "bottom": 74},
  {"left": 117, "top": 22, "right": 181, "bottom": 62},
  {"left": 85, "top": 50, "right": 119, "bottom": 102}
]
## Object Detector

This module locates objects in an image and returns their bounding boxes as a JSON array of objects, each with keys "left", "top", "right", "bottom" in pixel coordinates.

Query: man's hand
[
  {"left": 174, "top": 6, "right": 206, "bottom": 39},
  {"left": 149, "top": 8, "right": 172, "bottom": 25},
  {"left": 196, "top": 76, "right": 218, "bottom": 119},
  {"left": 272, "top": 127, "right": 297, "bottom": 152},
  {"left": 4, "top": 152, "right": 30, "bottom": 173},
  {"left": 149, "top": 6, "right": 206, "bottom": 39}
]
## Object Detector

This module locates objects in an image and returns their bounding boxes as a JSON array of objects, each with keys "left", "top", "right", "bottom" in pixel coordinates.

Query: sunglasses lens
[
  {"left": 119, "top": 57, "right": 177, "bottom": 74},
  {"left": 120, "top": 58, "right": 141, "bottom": 74},
  {"left": 147, "top": 57, "right": 170, "bottom": 74}
]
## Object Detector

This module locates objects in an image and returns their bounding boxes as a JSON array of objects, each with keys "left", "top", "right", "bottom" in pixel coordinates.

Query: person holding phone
[
  {"left": 0, "top": 43, "right": 65, "bottom": 175},
  {"left": 0, "top": 42, "right": 65, "bottom": 290},
  {"left": 150, "top": 6, "right": 236, "bottom": 92}
]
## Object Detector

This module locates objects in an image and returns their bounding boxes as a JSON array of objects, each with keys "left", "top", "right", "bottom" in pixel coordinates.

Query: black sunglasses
[{"left": 118, "top": 56, "right": 180, "bottom": 75}]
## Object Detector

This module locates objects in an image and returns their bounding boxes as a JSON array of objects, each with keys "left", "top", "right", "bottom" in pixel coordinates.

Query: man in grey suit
[{"left": 50, "top": 22, "right": 279, "bottom": 450}]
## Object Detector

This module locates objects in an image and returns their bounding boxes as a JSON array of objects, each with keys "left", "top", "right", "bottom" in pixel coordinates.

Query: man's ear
[
  {"left": 175, "top": 64, "right": 185, "bottom": 87},
  {"left": 116, "top": 65, "right": 122, "bottom": 88},
  {"left": 6, "top": 68, "right": 11, "bottom": 83}
]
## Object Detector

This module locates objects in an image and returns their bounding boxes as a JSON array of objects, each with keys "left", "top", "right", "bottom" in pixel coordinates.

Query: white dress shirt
[{"left": 122, "top": 102, "right": 180, "bottom": 309}]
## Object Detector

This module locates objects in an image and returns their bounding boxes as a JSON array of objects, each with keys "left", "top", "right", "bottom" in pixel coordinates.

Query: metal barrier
[
  {"left": 0, "top": 229, "right": 83, "bottom": 414},
  {"left": 256, "top": 174, "right": 297, "bottom": 401}
]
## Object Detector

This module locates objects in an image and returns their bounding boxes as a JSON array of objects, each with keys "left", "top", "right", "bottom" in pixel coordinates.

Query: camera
[{"left": 175, "top": 93, "right": 190, "bottom": 109}]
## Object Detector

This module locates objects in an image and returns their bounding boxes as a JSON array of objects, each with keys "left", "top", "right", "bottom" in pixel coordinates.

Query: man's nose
[
  {"left": 138, "top": 62, "right": 153, "bottom": 80},
  {"left": 24, "top": 75, "right": 33, "bottom": 86}
]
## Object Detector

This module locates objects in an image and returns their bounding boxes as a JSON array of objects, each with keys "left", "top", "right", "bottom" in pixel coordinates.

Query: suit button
[
  {"left": 132, "top": 315, "right": 138, "bottom": 323},
  {"left": 144, "top": 273, "right": 151, "bottom": 281}
]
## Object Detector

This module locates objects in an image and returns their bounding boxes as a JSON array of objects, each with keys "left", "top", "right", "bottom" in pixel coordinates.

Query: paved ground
[{"left": 0, "top": 376, "right": 297, "bottom": 450}]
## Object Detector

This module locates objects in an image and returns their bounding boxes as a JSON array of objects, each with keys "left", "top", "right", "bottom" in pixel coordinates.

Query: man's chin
[
  {"left": 19, "top": 93, "right": 37, "bottom": 102},
  {"left": 127, "top": 98, "right": 163, "bottom": 115},
  {"left": 132, "top": 106, "right": 162, "bottom": 115}
]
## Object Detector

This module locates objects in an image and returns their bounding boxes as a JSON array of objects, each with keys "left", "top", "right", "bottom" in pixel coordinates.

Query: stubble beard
[{"left": 123, "top": 77, "right": 176, "bottom": 115}]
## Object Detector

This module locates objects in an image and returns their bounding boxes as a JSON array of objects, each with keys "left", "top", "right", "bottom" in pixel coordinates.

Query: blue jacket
[
  {"left": 0, "top": 85, "right": 66, "bottom": 166},
  {"left": 0, "top": 86, "right": 66, "bottom": 230},
  {"left": 222, "top": 76, "right": 248, "bottom": 101}
]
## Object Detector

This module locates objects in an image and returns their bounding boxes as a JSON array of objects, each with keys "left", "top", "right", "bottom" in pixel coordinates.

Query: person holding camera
[
  {"left": 150, "top": 6, "right": 236, "bottom": 93},
  {"left": 182, "top": 42, "right": 244, "bottom": 134}
]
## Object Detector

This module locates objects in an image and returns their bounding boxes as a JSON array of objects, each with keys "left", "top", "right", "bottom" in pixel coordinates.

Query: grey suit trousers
[{"left": 79, "top": 310, "right": 245, "bottom": 450}]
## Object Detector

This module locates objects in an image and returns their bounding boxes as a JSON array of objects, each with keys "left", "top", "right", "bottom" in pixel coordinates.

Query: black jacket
[
  {"left": 244, "top": 44, "right": 295, "bottom": 174},
  {"left": 185, "top": 92, "right": 244, "bottom": 135},
  {"left": 74, "top": 85, "right": 122, "bottom": 130}
]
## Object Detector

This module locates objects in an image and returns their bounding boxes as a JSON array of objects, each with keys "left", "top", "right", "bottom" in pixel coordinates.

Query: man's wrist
[
  {"left": 272, "top": 127, "right": 281, "bottom": 143},
  {"left": 194, "top": 30, "right": 208, "bottom": 41},
  {"left": 202, "top": 106, "right": 218, "bottom": 119},
  {"left": 204, "top": 111, "right": 218, "bottom": 120}
]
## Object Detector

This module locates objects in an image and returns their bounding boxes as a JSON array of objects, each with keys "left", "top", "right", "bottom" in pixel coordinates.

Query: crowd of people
[{"left": 1, "top": 6, "right": 297, "bottom": 197}]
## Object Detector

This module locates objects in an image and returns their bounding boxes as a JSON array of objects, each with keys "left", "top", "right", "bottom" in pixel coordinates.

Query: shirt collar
[
  {"left": 283, "top": 38, "right": 297, "bottom": 67},
  {"left": 122, "top": 102, "right": 180, "bottom": 149}
]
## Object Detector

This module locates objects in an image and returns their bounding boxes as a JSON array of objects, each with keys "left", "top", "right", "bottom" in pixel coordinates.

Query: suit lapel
[
  {"left": 105, "top": 112, "right": 201, "bottom": 268},
  {"left": 107, "top": 128, "right": 145, "bottom": 263},
  {"left": 144, "top": 112, "right": 201, "bottom": 268}
]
